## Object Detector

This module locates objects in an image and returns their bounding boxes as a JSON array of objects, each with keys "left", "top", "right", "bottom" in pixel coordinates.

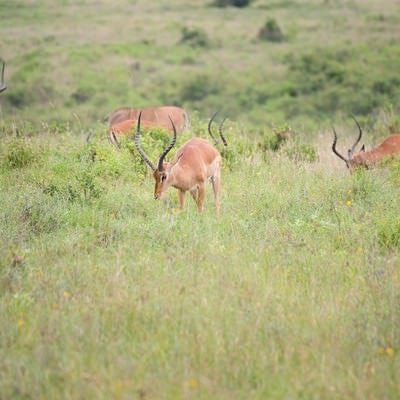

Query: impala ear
[
  {"left": 169, "top": 153, "right": 183, "bottom": 171},
  {"left": 360, "top": 144, "right": 365, "bottom": 152},
  {"left": 347, "top": 149, "right": 353, "bottom": 160}
]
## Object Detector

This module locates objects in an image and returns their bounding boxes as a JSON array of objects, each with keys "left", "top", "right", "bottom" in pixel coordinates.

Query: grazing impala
[
  {"left": 108, "top": 105, "right": 188, "bottom": 145},
  {"left": 135, "top": 111, "right": 223, "bottom": 213},
  {"left": 0, "top": 58, "right": 6, "bottom": 93},
  {"left": 332, "top": 117, "right": 400, "bottom": 170}
]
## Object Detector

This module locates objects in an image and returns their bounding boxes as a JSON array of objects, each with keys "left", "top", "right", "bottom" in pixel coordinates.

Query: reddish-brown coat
[
  {"left": 350, "top": 134, "right": 400, "bottom": 168},
  {"left": 108, "top": 105, "right": 188, "bottom": 144}
]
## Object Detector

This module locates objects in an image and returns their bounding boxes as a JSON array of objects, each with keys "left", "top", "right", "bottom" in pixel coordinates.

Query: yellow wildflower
[
  {"left": 386, "top": 347, "right": 394, "bottom": 355},
  {"left": 187, "top": 377, "right": 198, "bottom": 387},
  {"left": 17, "top": 319, "right": 25, "bottom": 328}
]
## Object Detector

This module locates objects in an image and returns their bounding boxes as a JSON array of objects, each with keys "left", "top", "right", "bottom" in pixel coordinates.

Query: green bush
[
  {"left": 258, "top": 18, "right": 285, "bottom": 42},
  {"left": 259, "top": 124, "right": 292, "bottom": 152},
  {"left": 212, "top": 0, "right": 252, "bottom": 7},
  {"left": 1, "top": 138, "right": 39, "bottom": 169},
  {"left": 180, "top": 74, "right": 223, "bottom": 102},
  {"left": 180, "top": 26, "right": 211, "bottom": 48}
]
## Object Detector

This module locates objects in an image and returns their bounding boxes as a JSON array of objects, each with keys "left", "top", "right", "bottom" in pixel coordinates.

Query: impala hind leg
[{"left": 211, "top": 172, "right": 221, "bottom": 214}]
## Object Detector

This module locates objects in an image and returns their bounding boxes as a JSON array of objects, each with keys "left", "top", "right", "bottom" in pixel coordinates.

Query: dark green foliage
[
  {"left": 282, "top": 44, "right": 400, "bottom": 118},
  {"left": 258, "top": 18, "right": 285, "bottom": 42},
  {"left": 212, "top": 0, "right": 252, "bottom": 7},
  {"left": 179, "top": 73, "right": 223, "bottom": 103}
]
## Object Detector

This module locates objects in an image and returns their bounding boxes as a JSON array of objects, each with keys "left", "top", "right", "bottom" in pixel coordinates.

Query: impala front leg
[
  {"left": 196, "top": 183, "right": 206, "bottom": 212},
  {"left": 178, "top": 190, "right": 186, "bottom": 210},
  {"left": 211, "top": 173, "right": 221, "bottom": 214}
]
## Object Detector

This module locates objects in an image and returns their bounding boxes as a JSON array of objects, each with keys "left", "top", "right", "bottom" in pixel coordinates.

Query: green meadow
[{"left": 1, "top": 0, "right": 399, "bottom": 399}]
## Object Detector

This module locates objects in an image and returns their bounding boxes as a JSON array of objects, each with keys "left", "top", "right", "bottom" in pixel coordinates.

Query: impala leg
[
  {"left": 178, "top": 190, "right": 186, "bottom": 210},
  {"left": 196, "top": 183, "right": 206, "bottom": 212},
  {"left": 190, "top": 187, "right": 198, "bottom": 203},
  {"left": 211, "top": 173, "right": 221, "bottom": 214}
]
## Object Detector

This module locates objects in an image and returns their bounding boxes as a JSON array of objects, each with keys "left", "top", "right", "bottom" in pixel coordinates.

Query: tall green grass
[{"left": 0, "top": 117, "right": 399, "bottom": 398}]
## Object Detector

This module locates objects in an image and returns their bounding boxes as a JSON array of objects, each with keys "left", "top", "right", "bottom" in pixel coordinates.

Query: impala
[
  {"left": 332, "top": 117, "right": 400, "bottom": 170},
  {"left": 135, "top": 111, "right": 224, "bottom": 213},
  {"left": 108, "top": 105, "right": 188, "bottom": 145},
  {"left": 0, "top": 58, "right": 6, "bottom": 93}
]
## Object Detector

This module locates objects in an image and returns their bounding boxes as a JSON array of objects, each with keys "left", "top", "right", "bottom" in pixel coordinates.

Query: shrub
[
  {"left": 1, "top": 138, "right": 39, "bottom": 169},
  {"left": 180, "top": 74, "right": 223, "bottom": 102},
  {"left": 212, "top": 0, "right": 252, "bottom": 7},
  {"left": 180, "top": 27, "right": 211, "bottom": 48},
  {"left": 258, "top": 18, "right": 285, "bottom": 42},
  {"left": 259, "top": 124, "right": 292, "bottom": 152}
]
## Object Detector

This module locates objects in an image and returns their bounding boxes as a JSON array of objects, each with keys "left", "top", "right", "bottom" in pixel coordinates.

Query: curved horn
[
  {"left": 332, "top": 126, "right": 349, "bottom": 164},
  {"left": 350, "top": 115, "right": 363, "bottom": 154},
  {"left": 219, "top": 117, "right": 228, "bottom": 147},
  {"left": 207, "top": 111, "right": 219, "bottom": 145},
  {"left": 157, "top": 115, "right": 177, "bottom": 171},
  {"left": 0, "top": 58, "right": 6, "bottom": 93},
  {"left": 134, "top": 111, "right": 156, "bottom": 171}
]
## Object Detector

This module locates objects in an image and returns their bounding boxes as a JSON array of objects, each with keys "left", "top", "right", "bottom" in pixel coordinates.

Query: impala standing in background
[
  {"left": 135, "top": 111, "right": 225, "bottom": 213},
  {"left": 332, "top": 117, "right": 400, "bottom": 171},
  {"left": 108, "top": 105, "right": 188, "bottom": 145},
  {"left": 0, "top": 58, "right": 7, "bottom": 93}
]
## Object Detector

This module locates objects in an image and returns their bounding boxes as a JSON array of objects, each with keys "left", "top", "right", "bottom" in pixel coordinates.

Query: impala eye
[{"left": 160, "top": 174, "right": 167, "bottom": 182}]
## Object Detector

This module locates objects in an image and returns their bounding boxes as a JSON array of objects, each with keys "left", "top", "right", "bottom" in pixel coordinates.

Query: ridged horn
[
  {"left": 207, "top": 111, "right": 219, "bottom": 145},
  {"left": 332, "top": 126, "right": 349, "bottom": 165},
  {"left": 350, "top": 115, "right": 363, "bottom": 155},
  {"left": 134, "top": 111, "right": 156, "bottom": 171},
  {"left": 219, "top": 117, "right": 227, "bottom": 146},
  {"left": 157, "top": 115, "right": 177, "bottom": 171}
]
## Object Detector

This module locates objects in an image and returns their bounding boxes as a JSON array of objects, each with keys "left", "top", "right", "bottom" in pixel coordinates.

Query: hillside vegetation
[
  {"left": 1, "top": 0, "right": 400, "bottom": 128},
  {"left": 0, "top": 1, "right": 399, "bottom": 399}
]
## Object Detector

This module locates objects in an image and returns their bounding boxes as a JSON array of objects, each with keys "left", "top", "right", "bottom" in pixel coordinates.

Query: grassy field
[{"left": 1, "top": 0, "right": 400, "bottom": 399}]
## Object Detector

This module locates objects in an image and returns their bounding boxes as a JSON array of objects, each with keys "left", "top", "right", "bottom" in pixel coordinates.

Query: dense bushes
[
  {"left": 282, "top": 43, "right": 400, "bottom": 118},
  {"left": 212, "top": 0, "right": 252, "bottom": 7}
]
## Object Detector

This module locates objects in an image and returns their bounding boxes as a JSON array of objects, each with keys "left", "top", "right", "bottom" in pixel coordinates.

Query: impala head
[
  {"left": 134, "top": 111, "right": 178, "bottom": 199},
  {"left": 0, "top": 58, "right": 6, "bottom": 93},
  {"left": 332, "top": 116, "right": 365, "bottom": 170},
  {"left": 208, "top": 111, "right": 227, "bottom": 146}
]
